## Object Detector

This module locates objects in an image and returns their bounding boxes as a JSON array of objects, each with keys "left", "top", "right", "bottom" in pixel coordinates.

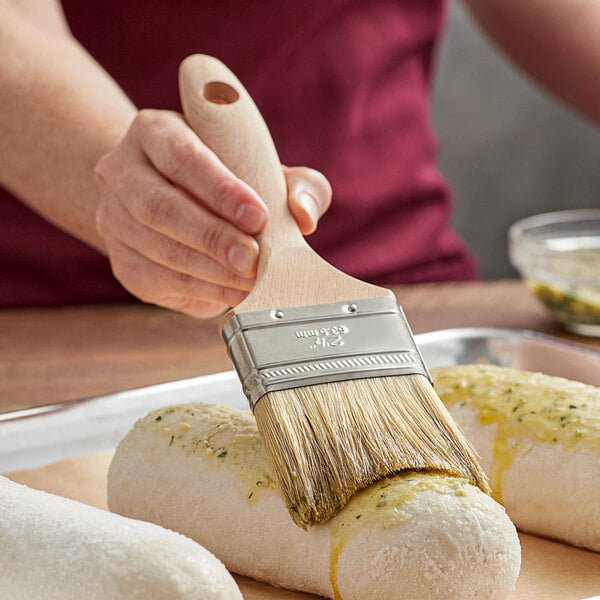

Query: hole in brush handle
[{"left": 203, "top": 81, "right": 240, "bottom": 104}]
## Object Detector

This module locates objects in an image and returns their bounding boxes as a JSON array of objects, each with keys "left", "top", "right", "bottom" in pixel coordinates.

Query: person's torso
[{"left": 0, "top": 0, "right": 476, "bottom": 308}]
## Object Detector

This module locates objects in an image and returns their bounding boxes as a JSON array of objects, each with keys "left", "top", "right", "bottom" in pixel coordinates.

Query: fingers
[
  {"left": 93, "top": 109, "right": 265, "bottom": 318},
  {"left": 284, "top": 166, "right": 332, "bottom": 235},
  {"left": 93, "top": 108, "right": 332, "bottom": 319},
  {"left": 104, "top": 237, "right": 248, "bottom": 319},
  {"left": 96, "top": 153, "right": 260, "bottom": 278},
  {"left": 96, "top": 191, "right": 255, "bottom": 292},
  {"left": 131, "top": 110, "right": 269, "bottom": 235}
]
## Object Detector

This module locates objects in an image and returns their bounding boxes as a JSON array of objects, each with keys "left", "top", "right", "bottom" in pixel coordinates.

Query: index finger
[{"left": 132, "top": 110, "right": 269, "bottom": 235}]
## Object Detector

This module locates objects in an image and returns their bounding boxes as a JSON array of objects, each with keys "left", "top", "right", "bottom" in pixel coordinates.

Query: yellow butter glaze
[
  {"left": 432, "top": 364, "right": 600, "bottom": 503},
  {"left": 487, "top": 429, "right": 514, "bottom": 504},
  {"left": 136, "top": 402, "right": 505, "bottom": 600},
  {"left": 148, "top": 403, "right": 274, "bottom": 503},
  {"left": 326, "top": 472, "right": 475, "bottom": 599}
]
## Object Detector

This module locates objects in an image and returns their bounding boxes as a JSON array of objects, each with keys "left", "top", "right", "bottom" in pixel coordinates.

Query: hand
[{"left": 94, "top": 109, "right": 331, "bottom": 318}]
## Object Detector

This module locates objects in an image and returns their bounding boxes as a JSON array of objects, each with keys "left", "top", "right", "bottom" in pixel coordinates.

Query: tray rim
[
  {"left": 2, "top": 327, "right": 599, "bottom": 473},
  {"left": 2, "top": 326, "right": 599, "bottom": 424}
]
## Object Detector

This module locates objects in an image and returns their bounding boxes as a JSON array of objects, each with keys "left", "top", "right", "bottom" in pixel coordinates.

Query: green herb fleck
[
  {"left": 169, "top": 435, "right": 175, "bottom": 447},
  {"left": 355, "top": 514, "right": 362, "bottom": 519},
  {"left": 376, "top": 500, "right": 387, "bottom": 508},
  {"left": 569, "top": 404, "right": 578, "bottom": 410},
  {"left": 155, "top": 415, "right": 162, "bottom": 421},
  {"left": 248, "top": 492, "right": 254, "bottom": 499}
]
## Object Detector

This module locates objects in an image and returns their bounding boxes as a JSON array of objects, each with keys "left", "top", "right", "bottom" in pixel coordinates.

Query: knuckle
[
  {"left": 160, "top": 293, "right": 190, "bottom": 311},
  {"left": 159, "top": 239, "right": 193, "bottom": 269},
  {"left": 133, "top": 110, "right": 178, "bottom": 148},
  {"left": 137, "top": 191, "right": 171, "bottom": 228},
  {"left": 200, "top": 221, "right": 227, "bottom": 257},
  {"left": 174, "top": 269, "right": 193, "bottom": 287},
  {"left": 130, "top": 110, "right": 162, "bottom": 145},
  {"left": 208, "top": 176, "right": 238, "bottom": 214},
  {"left": 169, "top": 295, "right": 200, "bottom": 312},
  {"left": 162, "top": 269, "right": 197, "bottom": 300},
  {"left": 134, "top": 108, "right": 163, "bottom": 131},
  {"left": 163, "top": 135, "right": 198, "bottom": 180},
  {"left": 134, "top": 109, "right": 204, "bottom": 185}
]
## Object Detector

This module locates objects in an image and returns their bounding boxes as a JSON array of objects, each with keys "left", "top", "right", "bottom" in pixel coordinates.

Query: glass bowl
[{"left": 509, "top": 208, "right": 600, "bottom": 336}]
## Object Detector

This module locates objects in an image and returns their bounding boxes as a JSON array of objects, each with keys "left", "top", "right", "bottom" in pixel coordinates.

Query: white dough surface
[
  {"left": 108, "top": 402, "right": 521, "bottom": 600},
  {"left": 0, "top": 475, "right": 242, "bottom": 600}
]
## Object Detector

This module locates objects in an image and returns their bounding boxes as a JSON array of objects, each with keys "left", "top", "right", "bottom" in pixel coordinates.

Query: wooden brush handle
[{"left": 178, "top": 54, "right": 389, "bottom": 312}]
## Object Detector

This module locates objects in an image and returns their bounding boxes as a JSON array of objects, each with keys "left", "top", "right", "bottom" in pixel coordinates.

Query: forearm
[
  {"left": 464, "top": 0, "right": 600, "bottom": 125},
  {"left": 0, "top": 1, "right": 136, "bottom": 251}
]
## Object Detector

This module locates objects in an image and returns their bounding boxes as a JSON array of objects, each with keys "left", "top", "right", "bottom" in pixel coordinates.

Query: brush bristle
[{"left": 254, "top": 374, "right": 490, "bottom": 528}]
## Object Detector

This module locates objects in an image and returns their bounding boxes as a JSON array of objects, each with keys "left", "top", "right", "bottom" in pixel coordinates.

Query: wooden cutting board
[{"left": 7, "top": 452, "right": 600, "bottom": 600}]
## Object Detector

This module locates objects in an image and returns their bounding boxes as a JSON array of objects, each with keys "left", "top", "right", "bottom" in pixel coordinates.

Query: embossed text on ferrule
[{"left": 294, "top": 324, "right": 350, "bottom": 350}]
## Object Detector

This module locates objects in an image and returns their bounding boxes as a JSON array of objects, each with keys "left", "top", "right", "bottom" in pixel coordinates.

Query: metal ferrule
[{"left": 221, "top": 297, "right": 431, "bottom": 410}]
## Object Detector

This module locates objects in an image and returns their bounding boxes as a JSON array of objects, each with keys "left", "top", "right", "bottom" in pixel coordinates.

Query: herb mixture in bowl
[{"left": 509, "top": 209, "right": 600, "bottom": 336}]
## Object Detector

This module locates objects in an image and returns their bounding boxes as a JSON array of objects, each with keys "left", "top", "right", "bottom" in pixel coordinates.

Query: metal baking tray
[{"left": 1, "top": 327, "right": 599, "bottom": 473}]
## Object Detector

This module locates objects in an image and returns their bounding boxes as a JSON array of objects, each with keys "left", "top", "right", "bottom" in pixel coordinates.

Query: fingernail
[
  {"left": 226, "top": 289, "right": 249, "bottom": 306},
  {"left": 227, "top": 244, "right": 256, "bottom": 276},
  {"left": 235, "top": 204, "right": 267, "bottom": 233},
  {"left": 298, "top": 191, "right": 320, "bottom": 227}
]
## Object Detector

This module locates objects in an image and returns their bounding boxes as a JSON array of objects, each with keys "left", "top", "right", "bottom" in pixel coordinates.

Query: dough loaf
[
  {"left": 108, "top": 402, "right": 521, "bottom": 600},
  {"left": 0, "top": 475, "right": 242, "bottom": 599},
  {"left": 433, "top": 363, "right": 600, "bottom": 552}
]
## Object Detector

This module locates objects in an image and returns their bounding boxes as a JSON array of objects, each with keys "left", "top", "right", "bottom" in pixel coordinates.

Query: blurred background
[{"left": 431, "top": 3, "right": 600, "bottom": 280}]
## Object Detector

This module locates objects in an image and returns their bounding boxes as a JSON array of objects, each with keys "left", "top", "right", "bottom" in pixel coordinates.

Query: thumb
[{"left": 284, "top": 166, "right": 332, "bottom": 235}]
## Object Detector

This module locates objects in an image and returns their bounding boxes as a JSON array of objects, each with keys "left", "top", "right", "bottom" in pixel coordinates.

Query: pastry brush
[{"left": 179, "top": 54, "right": 489, "bottom": 528}]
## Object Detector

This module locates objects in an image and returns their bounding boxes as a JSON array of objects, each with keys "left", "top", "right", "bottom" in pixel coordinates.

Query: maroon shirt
[{"left": 0, "top": 0, "right": 476, "bottom": 308}]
